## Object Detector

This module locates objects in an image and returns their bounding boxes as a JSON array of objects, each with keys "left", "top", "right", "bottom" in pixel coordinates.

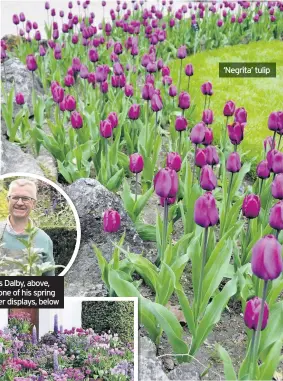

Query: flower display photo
[{"left": 0, "top": 0, "right": 283, "bottom": 379}]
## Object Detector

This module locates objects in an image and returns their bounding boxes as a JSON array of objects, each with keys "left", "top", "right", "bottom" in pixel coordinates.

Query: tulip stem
[
  {"left": 241, "top": 219, "right": 251, "bottom": 265},
  {"left": 249, "top": 280, "right": 268, "bottom": 381},
  {"left": 275, "top": 229, "right": 280, "bottom": 240},
  {"left": 226, "top": 172, "right": 234, "bottom": 210},
  {"left": 187, "top": 76, "right": 191, "bottom": 92},
  {"left": 104, "top": 138, "right": 110, "bottom": 179},
  {"left": 178, "top": 131, "right": 182, "bottom": 154},
  {"left": 145, "top": 100, "right": 149, "bottom": 153},
  {"left": 278, "top": 135, "right": 282, "bottom": 150},
  {"left": 32, "top": 71, "right": 35, "bottom": 92},
  {"left": 192, "top": 144, "right": 197, "bottom": 187},
  {"left": 223, "top": 116, "right": 229, "bottom": 151},
  {"left": 178, "top": 59, "right": 183, "bottom": 94},
  {"left": 195, "top": 227, "right": 209, "bottom": 323},
  {"left": 271, "top": 130, "right": 276, "bottom": 150},
  {"left": 160, "top": 198, "right": 169, "bottom": 265},
  {"left": 203, "top": 95, "right": 207, "bottom": 112},
  {"left": 155, "top": 112, "right": 158, "bottom": 139},
  {"left": 135, "top": 173, "right": 138, "bottom": 203},
  {"left": 259, "top": 178, "right": 264, "bottom": 196}
]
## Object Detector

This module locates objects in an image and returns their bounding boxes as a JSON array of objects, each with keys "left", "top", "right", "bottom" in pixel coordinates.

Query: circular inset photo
[{"left": 0, "top": 173, "right": 80, "bottom": 276}]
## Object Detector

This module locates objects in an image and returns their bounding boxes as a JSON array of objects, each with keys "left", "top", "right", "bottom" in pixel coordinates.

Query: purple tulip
[
  {"left": 52, "top": 85, "right": 64, "bottom": 104},
  {"left": 114, "top": 42, "right": 123, "bottom": 55},
  {"left": 202, "top": 109, "right": 214, "bottom": 125},
  {"left": 242, "top": 194, "right": 261, "bottom": 219},
  {"left": 154, "top": 168, "right": 178, "bottom": 198},
  {"left": 200, "top": 165, "right": 217, "bottom": 191},
  {"left": 175, "top": 116, "right": 188, "bottom": 132},
  {"left": 201, "top": 82, "right": 213, "bottom": 96},
  {"left": 142, "top": 83, "right": 154, "bottom": 101},
  {"left": 26, "top": 54, "right": 37, "bottom": 71},
  {"left": 269, "top": 201, "right": 283, "bottom": 231},
  {"left": 103, "top": 209, "right": 121, "bottom": 233},
  {"left": 71, "top": 111, "right": 83, "bottom": 129},
  {"left": 128, "top": 104, "right": 140, "bottom": 120},
  {"left": 65, "top": 95, "right": 76, "bottom": 111},
  {"left": 272, "top": 174, "right": 283, "bottom": 200},
  {"left": 162, "top": 66, "right": 170, "bottom": 76},
  {"left": 15, "top": 92, "right": 25, "bottom": 105},
  {"left": 13, "top": 14, "right": 20, "bottom": 25},
  {"left": 107, "top": 112, "right": 118, "bottom": 129},
  {"left": 89, "top": 48, "right": 99, "bottom": 63},
  {"left": 244, "top": 297, "right": 269, "bottom": 331},
  {"left": 190, "top": 122, "right": 206, "bottom": 144},
  {"left": 257, "top": 160, "right": 270, "bottom": 179},
  {"left": 19, "top": 12, "right": 25, "bottom": 22},
  {"left": 227, "top": 122, "right": 245, "bottom": 145},
  {"left": 264, "top": 136, "right": 276, "bottom": 152},
  {"left": 268, "top": 111, "right": 283, "bottom": 132},
  {"left": 234, "top": 107, "right": 247, "bottom": 123},
  {"left": 195, "top": 149, "right": 207, "bottom": 168},
  {"left": 194, "top": 192, "right": 219, "bottom": 228},
  {"left": 100, "top": 119, "right": 113, "bottom": 138},
  {"left": 80, "top": 64, "right": 89, "bottom": 79},
  {"left": 251, "top": 235, "right": 283, "bottom": 280},
  {"left": 166, "top": 152, "right": 182, "bottom": 172},
  {"left": 217, "top": 19, "right": 223, "bottom": 27},
  {"left": 206, "top": 146, "right": 219, "bottom": 166},
  {"left": 129, "top": 153, "right": 144, "bottom": 173},
  {"left": 178, "top": 91, "right": 190, "bottom": 110},
  {"left": 169, "top": 85, "right": 177, "bottom": 98},
  {"left": 203, "top": 127, "right": 213, "bottom": 146},
  {"left": 39, "top": 45, "right": 46, "bottom": 56},
  {"left": 124, "top": 84, "right": 134, "bottom": 97},
  {"left": 267, "top": 150, "right": 283, "bottom": 174},
  {"left": 226, "top": 152, "right": 241, "bottom": 173},
  {"left": 185, "top": 64, "right": 194, "bottom": 76},
  {"left": 54, "top": 314, "right": 58, "bottom": 334},
  {"left": 177, "top": 45, "right": 187, "bottom": 59},
  {"left": 100, "top": 81, "right": 108, "bottom": 93},
  {"left": 151, "top": 91, "right": 163, "bottom": 112},
  {"left": 223, "top": 100, "right": 236, "bottom": 117}
]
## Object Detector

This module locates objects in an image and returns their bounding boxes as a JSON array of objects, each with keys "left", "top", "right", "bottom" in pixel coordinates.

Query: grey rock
[
  {"left": 64, "top": 178, "right": 144, "bottom": 296},
  {"left": 167, "top": 364, "right": 201, "bottom": 380},
  {"left": 1, "top": 57, "right": 44, "bottom": 116},
  {"left": 163, "top": 358, "right": 175, "bottom": 371},
  {"left": 0, "top": 138, "right": 44, "bottom": 176},
  {"left": 139, "top": 336, "right": 169, "bottom": 381}
]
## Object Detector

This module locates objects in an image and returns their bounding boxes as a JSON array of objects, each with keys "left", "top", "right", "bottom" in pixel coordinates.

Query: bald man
[{"left": 0, "top": 179, "right": 55, "bottom": 276}]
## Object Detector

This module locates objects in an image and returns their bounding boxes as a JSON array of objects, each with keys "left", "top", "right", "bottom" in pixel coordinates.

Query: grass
[{"left": 170, "top": 40, "right": 283, "bottom": 171}]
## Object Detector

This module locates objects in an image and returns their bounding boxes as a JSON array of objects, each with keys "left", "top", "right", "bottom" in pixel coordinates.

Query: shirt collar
[{"left": 6, "top": 216, "right": 34, "bottom": 235}]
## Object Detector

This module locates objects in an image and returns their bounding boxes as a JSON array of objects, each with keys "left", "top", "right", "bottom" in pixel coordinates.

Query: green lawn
[{"left": 170, "top": 40, "right": 283, "bottom": 168}]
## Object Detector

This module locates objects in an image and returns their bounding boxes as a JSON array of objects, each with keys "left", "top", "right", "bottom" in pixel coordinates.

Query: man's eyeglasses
[{"left": 8, "top": 196, "right": 35, "bottom": 203}]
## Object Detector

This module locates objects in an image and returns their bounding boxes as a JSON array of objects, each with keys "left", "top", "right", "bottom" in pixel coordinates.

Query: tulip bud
[
  {"left": 100, "top": 81, "right": 108, "bottom": 94},
  {"left": 129, "top": 153, "right": 144, "bottom": 173},
  {"left": 64, "top": 74, "right": 75, "bottom": 87},
  {"left": 227, "top": 122, "right": 245, "bottom": 145},
  {"left": 226, "top": 152, "right": 241, "bottom": 173},
  {"left": 195, "top": 148, "right": 207, "bottom": 168},
  {"left": 154, "top": 168, "right": 178, "bottom": 198},
  {"left": 175, "top": 116, "right": 187, "bottom": 132},
  {"left": 251, "top": 235, "right": 283, "bottom": 280},
  {"left": 200, "top": 165, "right": 217, "bottom": 191},
  {"left": 234, "top": 107, "right": 247, "bottom": 123},
  {"left": 194, "top": 192, "right": 219, "bottom": 227},
  {"left": 263, "top": 136, "right": 275, "bottom": 152},
  {"left": 202, "top": 109, "right": 214, "bottom": 125},
  {"left": 269, "top": 201, "right": 283, "bottom": 231},
  {"left": 272, "top": 174, "right": 283, "bottom": 200},
  {"left": 52, "top": 85, "right": 64, "bottom": 104},
  {"left": 185, "top": 63, "right": 193, "bottom": 76},
  {"left": 71, "top": 111, "right": 83, "bottom": 129},
  {"left": 178, "top": 91, "right": 190, "bottom": 110},
  {"left": 26, "top": 54, "right": 37, "bottom": 71},
  {"left": 15, "top": 92, "right": 25, "bottom": 105},
  {"left": 100, "top": 119, "right": 113, "bottom": 138},
  {"left": 39, "top": 45, "right": 46, "bottom": 57},
  {"left": 103, "top": 209, "right": 121, "bottom": 233},
  {"left": 268, "top": 111, "right": 283, "bottom": 132},
  {"left": 257, "top": 160, "right": 270, "bottom": 179},
  {"left": 223, "top": 100, "right": 236, "bottom": 117},
  {"left": 242, "top": 194, "right": 261, "bottom": 219},
  {"left": 166, "top": 152, "right": 182, "bottom": 172},
  {"left": 128, "top": 104, "right": 140, "bottom": 120},
  {"left": 244, "top": 297, "right": 269, "bottom": 331},
  {"left": 190, "top": 122, "right": 205, "bottom": 144},
  {"left": 13, "top": 14, "right": 20, "bottom": 25},
  {"left": 206, "top": 146, "right": 219, "bottom": 166}
]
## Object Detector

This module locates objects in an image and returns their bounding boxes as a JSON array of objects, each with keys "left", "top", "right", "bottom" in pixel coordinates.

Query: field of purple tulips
[
  {"left": 1, "top": 0, "right": 283, "bottom": 379},
  {"left": 0, "top": 312, "right": 134, "bottom": 381}
]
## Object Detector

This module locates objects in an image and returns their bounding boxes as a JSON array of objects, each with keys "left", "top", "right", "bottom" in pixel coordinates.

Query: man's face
[{"left": 8, "top": 185, "right": 36, "bottom": 219}]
